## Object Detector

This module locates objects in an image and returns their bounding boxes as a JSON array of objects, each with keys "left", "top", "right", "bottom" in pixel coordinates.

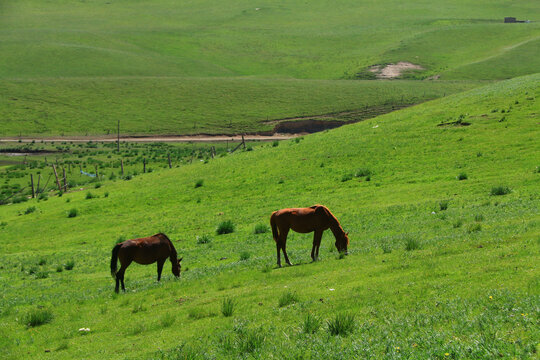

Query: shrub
[
  {"left": 104, "top": 192, "right": 109, "bottom": 198},
  {"left": 490, "top": 186, "right": 511, "bottom": 196},
  {"left": 24, "top": 206, "right": 36, "bottom": 215},
  {"left": 239, "top": 251, "right": 250, "bottom": 261},
  {"left": 341, "top": 173, "right": 353, "bottom": 182},
  {"left": 12, "top": 196, "right": 28, "bottom": 204},
  {"left": 23, "top": 308, "right": 53, "bottom": 327},
  {"left": 272, "top": 141, "right": 279, "bottom": 147},
  {"left": 194, "top": 179, "right": 204, "bottom": 188},
  {"left": 261, "top": 264, "right": 272, "bottom": 273},
  {"left": 278, "top": 291, "right": 298, "bottom": 307},
  {"left": 94, "top": 182, "right": 101, "bottom": 189},
  {"left": 475, "top": 214, "right": 484, "bottom": 222},
  {"left": 457, "top": 173, "right": 468, "bottom": 180},
  {"left": 221, "top": 298, "right": 235, "bottom": 317},
  {"left": 38, "top": 258, "right": 47, "bottom": 266},
  {"left": 56, "top": 265, "right": 63, "bottom": 273},
  {"left": 196, "top": 234, "right": 212, "bottom": 244},
  {"left": 67, "top": 208, "right": 78, "bottom": 218},
  {"left": 302, "top": 313, "right": 321, "bottom": 334},
  {"left": 85, "top": 192, "right": 96, "bottom": 199},
  {"left": 64, "top": 260, "right": 75, "bottom": 270},
  {"left": 254, "top": 224, "right": 269, "bottom": 234},
  {"left": 216, "top": 220, "right": 235, "bottom": 235},
  {"left": 38, "top": 192, "right": 48, "bottom": 201},
  {"left": 404, "top": 237, "right": 421, "bottom": 251},
  {"left": 439, "top": 200, "right": 449, "bottom": 211},
  {"left": 327, "top": 313, "right": 355, "bottom": 336}
]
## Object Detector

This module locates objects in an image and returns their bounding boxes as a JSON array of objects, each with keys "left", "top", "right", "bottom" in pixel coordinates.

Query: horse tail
[
  {"left": 110, "top": 243, "right": 121, "bottom": 279},
  {"left": 270, "top": 212, "right": 279, "bottom": 243}
]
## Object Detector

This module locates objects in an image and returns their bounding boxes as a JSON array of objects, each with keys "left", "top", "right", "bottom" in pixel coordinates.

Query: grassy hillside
[
  {"left": 0, "top": 78, "right": 478, "bottom": 136},
  {"left": 0, "top": 75, "right": 538, "bottom": 359},
  {"left": 1, "top": 0, "right": 539, "bottom": 136}
]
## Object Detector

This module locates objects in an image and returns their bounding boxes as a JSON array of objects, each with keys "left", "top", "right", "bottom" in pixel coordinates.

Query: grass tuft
[
  {"left": 67, "top": 208, "right": 78, "bottom": 218},
  {"left": 278, "top": 291, "right": 298, "bottom": 307},
  {"left": 439, "top": 200, "right": 449, "bottom": 211},
  {"left": 221, "top": 297, "right": 235, "bottom": 317},
  {"left": 64, "top": 260, "right": 75, "bottom": 270},
  {"left": 457, "top": 172, "right": 468, "bottom": 180},
  {"left": 327, "top": 313, "right": 355, "bottom": 336},
  {"left": 490, "top": 186, "right": 511, "bottom": 196},
  {"left": 254, "top": 223, "right": 269, "bottom": 234},
  {"left": 302, "top": 313, "right": 321, "bottom": 334},
  {"left": 216, "top": 220, "right": 235, "bottom": 235},
  {"left": 404, "top": 237, "right": 422, "bottom": 251},
  {"left": 239, "top": 251, "right": 250, "bottom": 261},
  {"left": 23, "top": 308, "right": 53, "bottom": 327},
  {"left": 196, "top": 234, "right": 212, "bottom": 244},
  {"left": 194, "top": 179, "right": 204, "bottom": 188}
]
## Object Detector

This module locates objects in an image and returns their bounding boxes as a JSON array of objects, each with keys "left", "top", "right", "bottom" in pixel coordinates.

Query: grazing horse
[
  {"left": 110, "top": 233, "right": 182, "bottom": 293},
  {"left": 270, "top": 205, "right": 349, "bottom": 267}
]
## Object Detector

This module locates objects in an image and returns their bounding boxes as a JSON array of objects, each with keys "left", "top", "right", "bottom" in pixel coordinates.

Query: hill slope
[{"left": 0, "top": 74, "right": 538, "bottom": 359}]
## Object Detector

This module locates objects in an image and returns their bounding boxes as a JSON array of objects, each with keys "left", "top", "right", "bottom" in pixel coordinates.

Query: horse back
[{"left": 119, "top": 233, "right": 174, "bottom": 264}]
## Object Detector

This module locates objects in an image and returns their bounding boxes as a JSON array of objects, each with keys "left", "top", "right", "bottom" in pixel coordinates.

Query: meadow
[
  {"left": 1, "top": 0, "right": 539, "bottom": 136},
  {"left": 0, "top": 75, "right": 538, "bottom": 359}
]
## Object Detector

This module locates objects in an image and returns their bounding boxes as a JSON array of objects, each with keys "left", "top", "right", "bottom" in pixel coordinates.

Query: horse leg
[
  {"left": 279, "top": 228, "right": 293, "bottom": 266},
  {"left": 117, "top": 259, "right": 132, "bottom": 292},
  {"left": 312, "top": 230, "right": 323, "bottom": 262},
  {"left": 276, "top": 241, "right": 282, "bottom": 267},
  {"left": 157, "top": 258, "right": 166, "bottom": 281}
]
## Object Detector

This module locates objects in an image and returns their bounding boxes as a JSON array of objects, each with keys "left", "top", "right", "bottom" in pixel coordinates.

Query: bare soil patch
[{"left": 369, "top": 62, "right": 424, "bottom": 79}]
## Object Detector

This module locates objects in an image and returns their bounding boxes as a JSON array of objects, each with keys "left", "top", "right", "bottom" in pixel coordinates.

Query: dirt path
[{"left": 0, "top": 134, "right": 298, "bottom": 143}]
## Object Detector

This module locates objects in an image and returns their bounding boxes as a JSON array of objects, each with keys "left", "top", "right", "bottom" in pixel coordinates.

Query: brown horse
[
  {"left": 110, "top": 233, "right": 182, "bottom": 293},
  {"left": 270, "top": 205, "right": 349, "bottom": 267}
]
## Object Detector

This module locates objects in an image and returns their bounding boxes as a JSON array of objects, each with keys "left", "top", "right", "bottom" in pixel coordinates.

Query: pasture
[
  {"left": 0, "top": 75, "right": 538, "bottom": 359},
  {"left": 1, "top": 0, "right": 539, "bottom": 136}
]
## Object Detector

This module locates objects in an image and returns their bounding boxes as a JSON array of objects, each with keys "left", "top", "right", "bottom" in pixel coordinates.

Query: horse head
[
  {"left": 172, "top": 257, "right": 183, "bottom": 277},
  {"left": 335, "top": 232, "right": 349, "bottom": 254}
]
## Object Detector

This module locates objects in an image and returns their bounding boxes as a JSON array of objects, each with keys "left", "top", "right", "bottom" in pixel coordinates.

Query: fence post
[
  {"left": 52, "top": 165, "right": 62, "bottom": 192},
  {"left": 95, "top": 165, "right": 99, "bottom": 179},
  {"left": 143, "top": 158, "right": 146, "bottom": 173},
  {"left": 121, "top": 159, "right": 124, "bottom": 175},
  {"left": 30, "top": 174, "right": 35, "bottom": 198},
  {"left": 168, "top": 153, "right": 172, "bottom": 168},
  {"left": 62, "top": 167, "right": 67, "bottom": 191}
]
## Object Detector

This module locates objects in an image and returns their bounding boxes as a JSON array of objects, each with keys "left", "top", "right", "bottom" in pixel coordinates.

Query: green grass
[{"left": 0, "top": 75, "right": 538, "bottom": 359}]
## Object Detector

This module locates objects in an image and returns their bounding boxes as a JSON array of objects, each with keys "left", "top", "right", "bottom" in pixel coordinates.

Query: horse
[
  {"left": 270, "top": 205, "right": 349, "bottom": 267},
  {"left": 110, "top": 233, "right": 182, "bottom": 293}
]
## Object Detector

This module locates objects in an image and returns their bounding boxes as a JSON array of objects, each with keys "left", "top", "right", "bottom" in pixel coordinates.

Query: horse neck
[
  {"left": 326, "top": 211, "right": 345, "bottom": 239},
  {"left": 159, "top": 234, "right": 178, "bottom": 261}
]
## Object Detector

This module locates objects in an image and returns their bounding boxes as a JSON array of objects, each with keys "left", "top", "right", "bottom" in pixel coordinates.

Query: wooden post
[
  {"left": 120, "top": 159, "right": 124, "bottom": 175},
  {"left": 62, "top": 167, "right": 67, "bottom": 191},
  {"left": 30, "top": 174, "right": 35, "bottom": 198},
  {"left": 242, "top": 135, "right": 246, "bottom": 149},
  {"left": 143, "top": 158, "right": 146, "bottom": 173},
  {"left": 95, "top": 165, "right": 99, "bottom": 179},
  {"left": 52, "top": 165, "right": 62, "bottom": 192},
  {"left": 117, "top": 118, "right": 120, "bottom": 152},
  {"left": 168, "top": 154, "right": 172, "bottom": 169}
]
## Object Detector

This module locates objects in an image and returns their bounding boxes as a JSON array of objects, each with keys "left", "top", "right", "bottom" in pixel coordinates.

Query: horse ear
[
  {"left": 346, "top": 232, "right": 349, "bottom": 236},
  {"left": 179, "top": 257, "right": 183, "bottom": 262}
]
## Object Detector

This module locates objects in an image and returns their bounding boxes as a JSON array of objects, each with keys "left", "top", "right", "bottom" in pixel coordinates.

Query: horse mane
[
  {"left": 154, "top": 233, "right": 177, "bottom": 257},
  {"left": 321, "top": 206, "right": 347, "bottom": 239}
]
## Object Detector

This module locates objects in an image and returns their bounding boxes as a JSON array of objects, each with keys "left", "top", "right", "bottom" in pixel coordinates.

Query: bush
[
  {"left": 12, "top": 196, "right": 28, "bottom": 204},
  {"left": 196, "top": 234, "right": 212, "bottom": 244},
  {"left": 56, "top": 265, "right": 63, "bottom": 273},
  {"left": 67, "top": 208, "right": 78, "bottom": 218},
  {"left": 302, "top": 313, "right": 321, "bottom": 334},
  {"left": 35, "top": 271, "right": 49, "bottom": 279},
  {"left": 24, "top": 206, "right": 36, "bottom": 215},
  {"left": 85, "top": 192, "right": 96, "bottom": 199},
  {"left": 64, "top": 260, "right": 75, "bottom": 270},
  {"left": 194, "top": 179, "right": 204, "bottom": 188},
  {"left": 23, "top": 308, "right": 53, "bottom": 327},
  {"left": 272, "top": 141, "right": 279, "bottom": 147},
  {"left": 457, "top": 173, "right": 468, "bottom": 180},
  {"left": 327, "top": 313, "right": 355, "bottom": 336},
  {"left": 278, "top": 291, "right": 298, "bottom": 307},
  {"left": 239, "top": 251, "right": 250, "bottom": 261},
  {"left": 38, "top": 258, "right": 47, "bottom": 266},
  {"left": 490, "top": 186, "right": 511, "bottom": 196},
  {"left": 404, "top": 237, "right": 421, "bottom": 251},
  {"left": 475, "top": 214, "right": 484, "bottom": 222},
  {"left": 221, "top": 298, "right": 235, "bottom": 317},
  {"left": 216, "top": 220, "right": 235, "bottom": 235},
  {"left": 38, "top": 192, "right": 48, "bottom": 201},
  {"left": 453, "top": 219, "right": 463, "bottom": 228},
  {"left": 341, "top": 173, "right": 353, "bottom": 182},
  {"left": 254, "top": 224, "right": 269, "bottom": 234},
  {"left": 104, "top": 192, "right": 109, "bottom": 198},
  {"left": 94, "top": 182, "right": 101, "bottom": 189}
]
